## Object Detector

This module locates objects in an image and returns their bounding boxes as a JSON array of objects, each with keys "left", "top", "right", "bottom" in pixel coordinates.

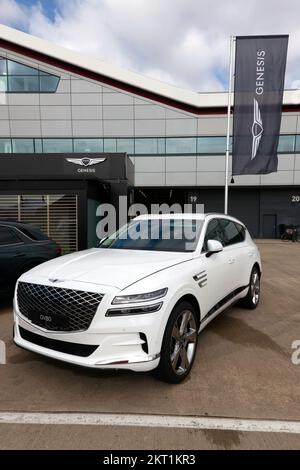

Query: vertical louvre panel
[
  {"left": 20, "top": 195, "right": 48, "bottom": 235},
  {"left": 0, "top": 194, "right": 78, "bottom": 254},
  {"left": 48, "top": 194, "right": 78, "bottom": 253}
]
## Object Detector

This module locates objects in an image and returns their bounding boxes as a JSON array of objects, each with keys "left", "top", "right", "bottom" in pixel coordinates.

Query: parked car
[
  {"left": 13, "top": 213, "right": 261, "bottom": 383},
  {"left": 0, "top": 220, "right": 61, "bottom": 297}
]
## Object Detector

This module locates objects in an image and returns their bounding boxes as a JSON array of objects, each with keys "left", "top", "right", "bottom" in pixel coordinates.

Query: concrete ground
[{"left": 0, "top": 240, "right": 299, "bottom": 450}]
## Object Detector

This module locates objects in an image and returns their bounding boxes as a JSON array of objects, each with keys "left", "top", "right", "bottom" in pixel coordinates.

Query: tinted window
[
  {"left": 0, "top": 57, "right": 60, "bottom": 93},
  {"left": 135, "top": 138, "right": 158, "bottom": 154},
  {"left": 39, "top": 75, "right": 59, "bottom": 92},
  {"left": 234, "top": 222, "right": 246, "bottom": 242},
  {"left": 74, "top": 138, "right": 103, "bottom": 153},
  {"left": 117, "top": 139, "right": 134, "bottom": 153},
  {"left": 7, "top": 60, "right": 39, "bottom": 75},
  {"left": 8, "top": 76, "right": 40, "bottom": 92},
  {"left": 203, "top": 219, "right": 223, "bottom": 251},
  {"left": 218, "top": 219, "right": 245, "bottom": 246},
  {"left": 277, "top": 135, "right": 295, "bottom": 153},
  {"left": 166, "top": 138, "right": 197, "bottom": 154},
  {"left": 104, "top": 139, "right": 117, "bottom": 152},
  {"left": 0, "top": 226, "right": 21, "bottom": 245},
  {"left": 43, "top": 139, "right": 73, "bottom": 153},
  {"left": 0, "top": 76, "right": 7, "bottom": 92},
  {"left": 0, "top": 139, "right": 12, "bottom": 153},
  {"left": 12, "top": 139, "right": 35, "bottom": 153},
  {"left": 197, "top": 136, "right": 228, "bottom": 154}
]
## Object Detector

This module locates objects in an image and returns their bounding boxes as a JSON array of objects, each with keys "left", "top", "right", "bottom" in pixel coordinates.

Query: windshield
[{"left": 98, "top": 219, "right": 204, "bottom": 252}]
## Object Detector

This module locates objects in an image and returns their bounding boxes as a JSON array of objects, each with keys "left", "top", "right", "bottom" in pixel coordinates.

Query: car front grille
[{"left": 17, "top": 281, "right": 103, "bottom": 332}]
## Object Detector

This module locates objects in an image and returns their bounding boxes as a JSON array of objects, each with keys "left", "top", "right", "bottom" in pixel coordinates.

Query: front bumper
[{"left": 13, "top": 284, "right": 167, "bottom": 372}]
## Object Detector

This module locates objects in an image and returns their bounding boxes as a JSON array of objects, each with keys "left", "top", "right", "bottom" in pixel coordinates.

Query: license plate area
[{"left": 28, "top": 309, "right": 69, "bottom": 331}]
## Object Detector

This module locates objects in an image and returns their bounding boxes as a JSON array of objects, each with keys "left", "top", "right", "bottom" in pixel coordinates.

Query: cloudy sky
[{"left": 1, "top": 0, "right": 300, "bottom": 91}]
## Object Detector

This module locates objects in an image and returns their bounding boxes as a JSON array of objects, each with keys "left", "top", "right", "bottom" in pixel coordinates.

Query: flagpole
[{"left": 224, "top": 35, "right": 235, "bottom": 214}]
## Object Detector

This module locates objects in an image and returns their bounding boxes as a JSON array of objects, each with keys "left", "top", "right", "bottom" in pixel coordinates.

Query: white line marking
[{"left": 0, "top": 412, "right": 300, "bottom": 434}]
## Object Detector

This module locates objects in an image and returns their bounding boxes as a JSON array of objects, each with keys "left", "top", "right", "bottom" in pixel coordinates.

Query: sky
[{"left": 1, "top": 0, "right": 300, "bottom": 92}]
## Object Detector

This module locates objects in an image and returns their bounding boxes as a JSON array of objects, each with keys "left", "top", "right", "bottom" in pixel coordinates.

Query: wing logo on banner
[
  {"left": 66, "top": 157, "right": 106, "bottom": 166},
  {"left": 251, "top": 98, "right": 263, "bottom": 160}
]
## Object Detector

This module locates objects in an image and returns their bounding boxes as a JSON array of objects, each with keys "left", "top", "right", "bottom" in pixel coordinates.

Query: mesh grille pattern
[{"left": 17, "top": 281, "right": 103, "bottom": 332}]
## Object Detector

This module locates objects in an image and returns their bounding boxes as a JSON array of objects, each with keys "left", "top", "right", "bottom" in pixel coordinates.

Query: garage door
[{"left": 0, "top": 194, "right": 78, "bottom": 254}]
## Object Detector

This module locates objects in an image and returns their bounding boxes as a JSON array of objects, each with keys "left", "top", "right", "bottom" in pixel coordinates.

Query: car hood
[{"left": 23, "top": 248, "right": 193, "bottom": 290}]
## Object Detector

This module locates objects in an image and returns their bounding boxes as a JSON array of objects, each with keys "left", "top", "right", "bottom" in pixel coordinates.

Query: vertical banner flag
[{"left": 232, "top": 35, "right": 289, "bottom": 175}]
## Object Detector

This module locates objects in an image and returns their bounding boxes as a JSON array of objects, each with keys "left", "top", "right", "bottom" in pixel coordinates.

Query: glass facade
[
  {"left": 166, "top": 137, "right": 197, "bottom": 154},
  {"left": 42, "top": 139, "right": 73, "bottom": 153},
  {"left": 0, "top": 135, "right": 298, "bottom": 155},
  {"left": 277, "top": 134, "right": 295, "bottom": 153},
  {"left": 198, "top": 136, "right": 228, "bottom": 153},
  {"left": 74, "top": 139, "right": 103, "bottom": 153},
  {"left": 0, "top": 56, "right": 60, "bottom": 93}
]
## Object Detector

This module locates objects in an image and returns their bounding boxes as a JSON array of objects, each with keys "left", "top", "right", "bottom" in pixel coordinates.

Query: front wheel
[
  {"left": 239, "top": 266, "right": 261, "bottom": 309},
  {"left": 153, "top": 301, "right": 199, "bottom": 384}
]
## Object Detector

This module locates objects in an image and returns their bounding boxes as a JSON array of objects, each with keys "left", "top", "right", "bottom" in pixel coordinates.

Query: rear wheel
[
  {"left": 154, "top": 301, "right": 199, "bottom": 383},
  {"left": 239, "top": 266, "right": 261, "bottom": 309}
]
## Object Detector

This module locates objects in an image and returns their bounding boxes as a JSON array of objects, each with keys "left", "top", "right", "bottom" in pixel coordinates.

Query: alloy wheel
[
  {"left": 251, "top": 270, "right": 260, "bottom": 305},
  {"left": 170, "top": 310, "right": 197, "bottom": 375}
]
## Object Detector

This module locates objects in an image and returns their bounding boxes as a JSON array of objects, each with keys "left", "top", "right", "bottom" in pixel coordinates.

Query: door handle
[{"left": 14, "top": 252, "right": 25, "bottom": 258}]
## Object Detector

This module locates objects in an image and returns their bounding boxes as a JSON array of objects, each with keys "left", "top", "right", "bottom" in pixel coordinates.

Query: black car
[{"left": 0, "top": 220, "right": 61, "bottom": 297}]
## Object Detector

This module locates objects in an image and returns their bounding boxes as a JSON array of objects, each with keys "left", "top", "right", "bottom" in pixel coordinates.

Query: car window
[
  {"left": 234, "top": 222, "right": 246, "bottom": 242},
  {"left": 202, "top": 219, "right": 223, "bottom": 251},
  {"left": 218, "top": 219, "right": 245, "bottom": 247},
  {"left": 0, "top": 226, "right": 22, "bottom": 246}
]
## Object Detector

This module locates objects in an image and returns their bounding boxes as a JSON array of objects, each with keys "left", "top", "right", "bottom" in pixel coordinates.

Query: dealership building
[{"left": 0, "top": 24, "right": 300, "bottom": 252}]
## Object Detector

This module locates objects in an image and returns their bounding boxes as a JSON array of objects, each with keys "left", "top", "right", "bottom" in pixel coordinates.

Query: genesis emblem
[
  {"left": 251, "top": 98, "right": 263, "bottom": 160},
  {"left": 66, "top": 157, "right": 106, "bottom": 167}
]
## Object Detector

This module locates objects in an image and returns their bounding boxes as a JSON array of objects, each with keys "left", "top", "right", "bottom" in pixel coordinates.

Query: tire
[
  {"left": 153, "top": 301, "right": 199, "bottom": 384},
  {"left": 239, "top": 266, "right": 261, "bottom": 310}
]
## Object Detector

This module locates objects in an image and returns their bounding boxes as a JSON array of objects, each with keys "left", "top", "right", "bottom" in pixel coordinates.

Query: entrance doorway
[{"left": 263, "top": 214, "right": 277, "bottom": 239}]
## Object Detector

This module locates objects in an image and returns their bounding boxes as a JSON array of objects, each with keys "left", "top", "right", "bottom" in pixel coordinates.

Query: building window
[
  {"left": 0, "top": 56, "right": 60, "bottom": 93},
  {"left": 104, "top": 139, "right": 117, "bottom": 152},
  {"left": 43, "top": 139, "right": 73, "bottom": 153},
  {"left": 0, "top": 139, "right": 12, "bottom": 153},
  {"left": 117, "top": 139, "right": 134, "bottom": 154},
  {"left": 278, "top": 135, "right": 295, "bottom": 153},
  {"left": 166, "top": 137, "right": 197, "bottom": 154},
  {"left": 12, "top": 139, "right": 35, "bottom": 154},
  {"left": 0, "top": 135, "right": 299, "bottom": 155},
  {"left": 197, "top": 136, "right": 227, "bottom": 154},
  {"left": 135, "top": 138, "right": 158, "bottom": 154},
  {"left": 73, "top": 139, "right": 104, "bottom": 153},
  {"left": 34, "top": 139, "right": 43, "bottom": 153}
]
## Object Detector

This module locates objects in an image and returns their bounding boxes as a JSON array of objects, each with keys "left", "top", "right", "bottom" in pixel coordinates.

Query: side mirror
[{"left": 206, "top": 239, "right": 223, "bottom": 258}]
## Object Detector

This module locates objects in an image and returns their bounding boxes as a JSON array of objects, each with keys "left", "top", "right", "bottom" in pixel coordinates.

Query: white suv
[{"left": 14, "top": 213, "right": 261, "bottom": 383}]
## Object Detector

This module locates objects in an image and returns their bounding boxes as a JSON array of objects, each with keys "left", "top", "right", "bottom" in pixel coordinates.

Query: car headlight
[
  {"left": 112, "top": 288, "right": 168, "bottom": 305},
  {"left": 106, "top": 302, "right": 163, "bottom": 317}
]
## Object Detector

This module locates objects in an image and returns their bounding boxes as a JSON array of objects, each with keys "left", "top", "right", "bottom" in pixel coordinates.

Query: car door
[
  {"left": 0, "top": 225, "right": 26, "bottom": 293},
  {"left": 196, "top": 218, "right": 235, "bottom": 317},
  {"left": 218, "top": 219, "right": 250, "bottom": 290}
]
